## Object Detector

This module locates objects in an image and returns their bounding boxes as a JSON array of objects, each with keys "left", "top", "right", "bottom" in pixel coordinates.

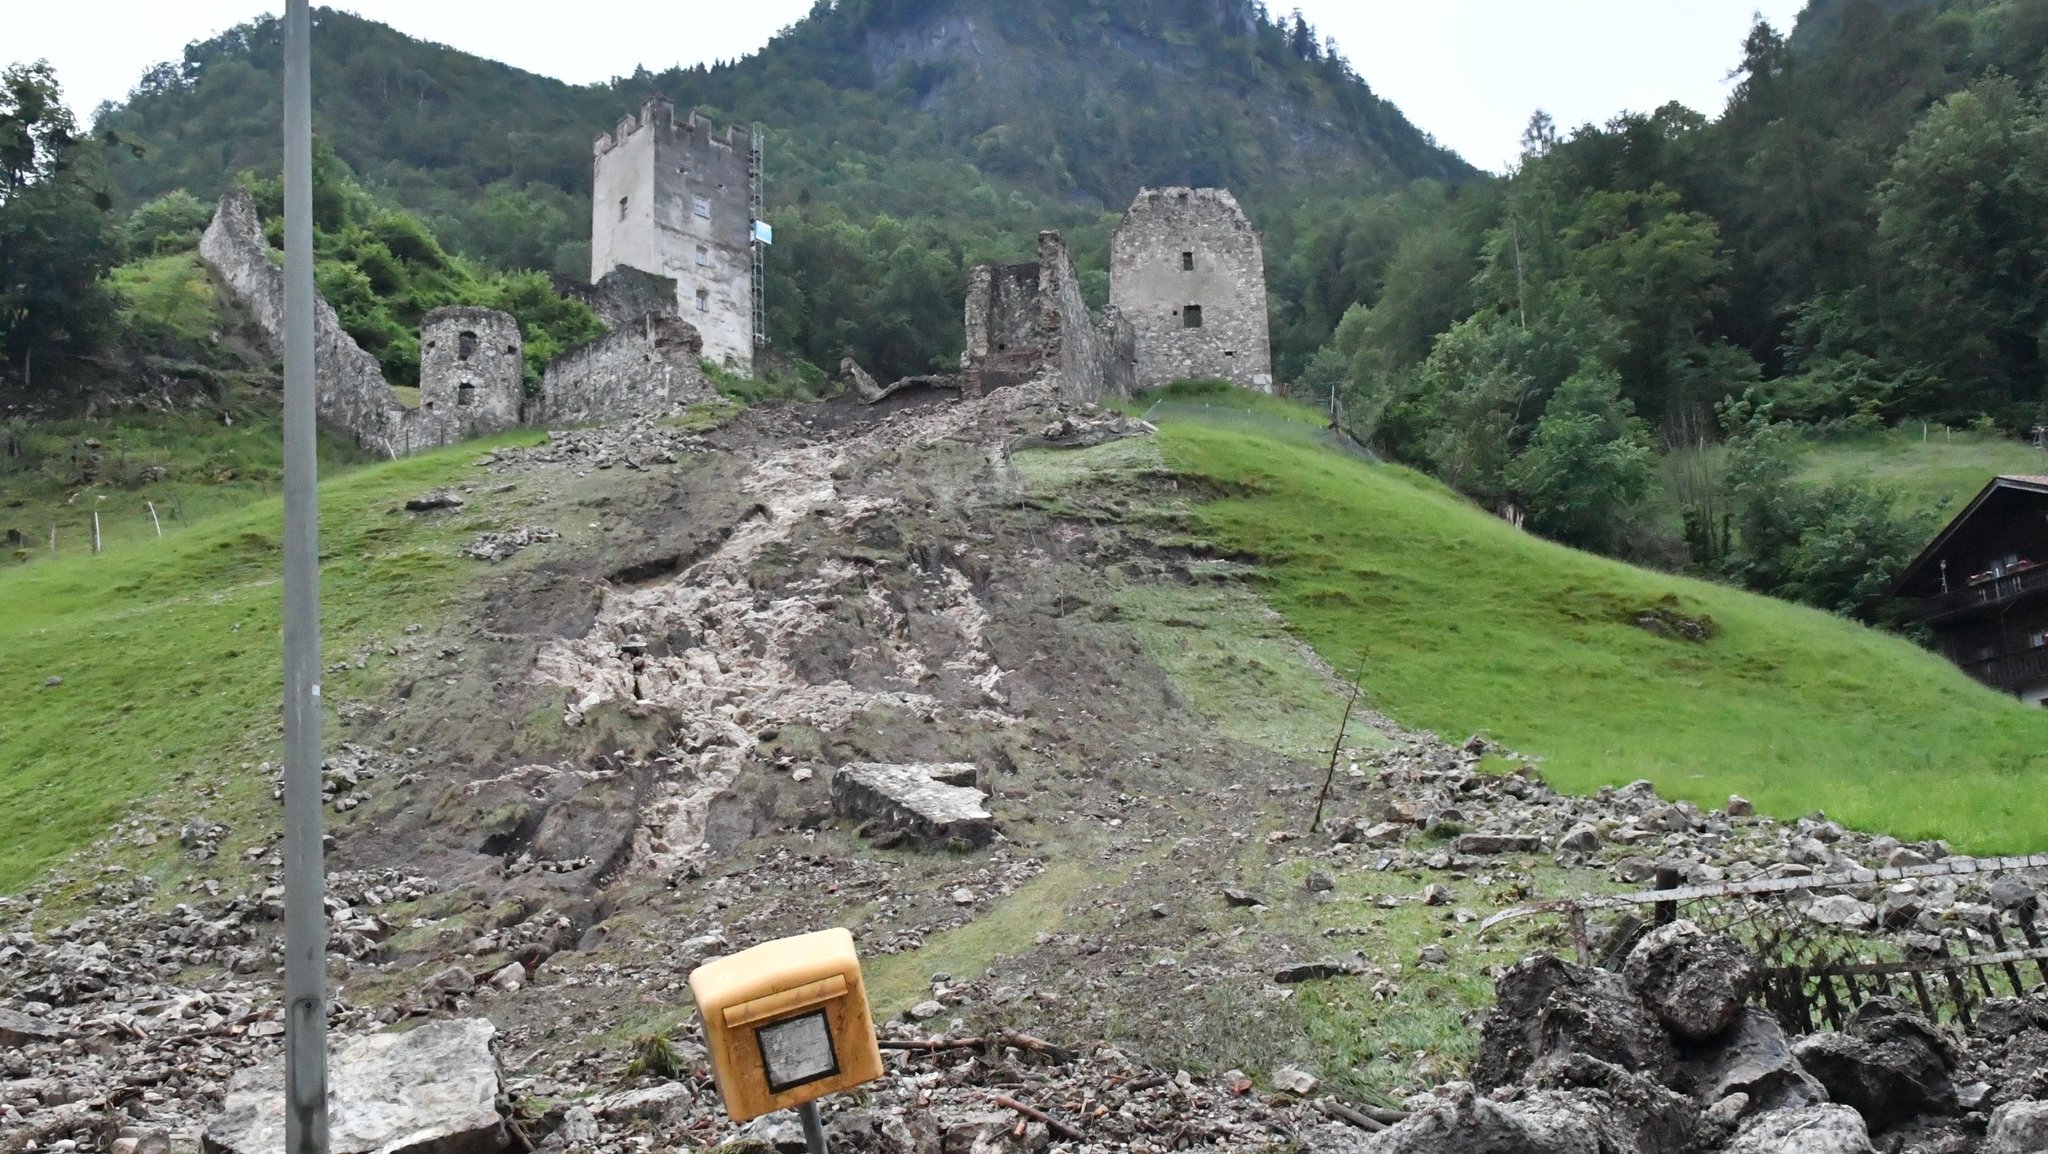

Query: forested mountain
[
  {"left": 1295, "top": 0, "right": 2048, "bottom": 616},
  {"left": 1787, "top": 0, "right": 1936, "bottom": 52},
  {"left": 92, "top": 0, "right": 1469, "bottom": 378}
]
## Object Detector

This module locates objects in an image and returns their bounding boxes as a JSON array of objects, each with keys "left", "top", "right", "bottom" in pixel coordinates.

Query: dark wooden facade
[{"left": 1892, "top": 475, "right": 2048, "bottom": 701}]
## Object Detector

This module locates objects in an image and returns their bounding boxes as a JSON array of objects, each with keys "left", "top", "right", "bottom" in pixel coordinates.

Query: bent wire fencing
[{"left": 1481, "top": 852, "right": 2048, "bottom": 1033}]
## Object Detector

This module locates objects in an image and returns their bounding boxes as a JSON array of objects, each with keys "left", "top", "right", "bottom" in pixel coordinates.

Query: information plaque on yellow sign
[{"left": 688, "top": 927, "right": 885, "bottom": 1122}]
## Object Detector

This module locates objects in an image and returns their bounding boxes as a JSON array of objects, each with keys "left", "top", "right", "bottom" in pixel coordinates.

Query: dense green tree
[
  {"left": 1876, "top": 75, "right": 2048, "bottom": 417},
  {"left": 1504, "top": 369, "right": 1656, "bottom": 554},
  {"left": 1718, "top": 416, "right": 1932, "bottom": 617},
  {"left": 0, "top": 61, "right": 122, "bottom": 393}
]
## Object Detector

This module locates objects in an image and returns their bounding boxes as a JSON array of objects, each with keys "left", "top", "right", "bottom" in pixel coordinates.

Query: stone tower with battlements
[
  {"left": 591, "top": 96, "right": 755, "bottom": 375},
  {"left": 1110, "top": 187, "right": 1273, "bottom": 393}
]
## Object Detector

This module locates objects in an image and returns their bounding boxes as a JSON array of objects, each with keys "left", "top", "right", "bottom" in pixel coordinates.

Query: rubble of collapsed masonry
[{"left": 198, "top": 189, "right": 718, "bottom": 459}]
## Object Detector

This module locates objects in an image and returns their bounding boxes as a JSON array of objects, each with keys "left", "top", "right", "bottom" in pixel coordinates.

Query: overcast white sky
[{"left": 10, "top": 1, "right": 1808, "bottom": 172}]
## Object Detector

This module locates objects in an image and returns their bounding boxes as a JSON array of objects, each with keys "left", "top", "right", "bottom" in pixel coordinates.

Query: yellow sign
[{"left": 688, "top": 927, "right": 885, "bottom": 1122}]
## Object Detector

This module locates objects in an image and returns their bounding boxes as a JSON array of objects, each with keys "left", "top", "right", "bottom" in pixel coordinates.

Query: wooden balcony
[
  {"left": 1961, "top": 645, "right": 2048, "bottom": 693},
  {"left": 1915, "top": 564, "right": 2048, "bottom": 623}
]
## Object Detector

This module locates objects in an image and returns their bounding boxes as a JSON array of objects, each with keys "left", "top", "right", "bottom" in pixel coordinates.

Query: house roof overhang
[{"left": 1889, "top": 475, "right": 2048, "bottom": 599}]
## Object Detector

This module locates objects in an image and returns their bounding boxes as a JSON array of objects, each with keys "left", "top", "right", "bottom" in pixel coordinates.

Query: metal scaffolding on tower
[{"left": 749, "top": 127, "right": 766, "bottom": 349}]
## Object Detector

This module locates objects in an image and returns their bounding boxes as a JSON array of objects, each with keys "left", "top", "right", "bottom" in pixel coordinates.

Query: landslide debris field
[{"left": 7, "top": 383, "right": 2048, "bottom": 1153}]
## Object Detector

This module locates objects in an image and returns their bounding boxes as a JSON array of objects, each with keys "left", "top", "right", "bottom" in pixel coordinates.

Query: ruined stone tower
[
  {"left": 1110, "top": 188, "right": 1273, "bottom": 393},
  {"left": 590, "top": 96, "right": 755, "bottom": 375},
  {"left": 419, "top": 307, "right": 523, "bottom": 437},
  {"left": 962, "top": 232, "right": 1134, "bottom": 404}
]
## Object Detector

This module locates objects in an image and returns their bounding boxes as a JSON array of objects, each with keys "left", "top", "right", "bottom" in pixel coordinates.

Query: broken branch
[
  {"left": 993, "top": 1094, "right": 1085, "bottom": 1142},
  {"left": 1319, "top": 1099, "right": 1387, "bottom": 1132},
  {"left": 1309, "top": 652, "right": 1367, "bottom": 834}
]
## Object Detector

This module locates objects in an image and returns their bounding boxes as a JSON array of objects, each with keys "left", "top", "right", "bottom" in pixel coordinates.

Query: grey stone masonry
[
  {"left": 962, "top": 231, "right": 1135, "bottom": 404},
  {"left": 419, "top": 307, "right": 523, "bottom": 439},
  {"left": 202, "top": 187, "right": 718, "bottom": 452},
  {"left": 201, "top": 188, "right": 415, "bottom": 459},
  {"left": 591, "top": 97, "right": 755, "bottom": 375},
  {"left": 538, "top": 313, "right": 718, "bottom": 427},
  {"left": 553, "top": 266, "right": 680, "bottom": 331},
  {"left": 1110, "top": 187, "right": 1274, "bottom": 393},
  {"left": 832, "top": 763, "right": 994, "bottom": 847}
]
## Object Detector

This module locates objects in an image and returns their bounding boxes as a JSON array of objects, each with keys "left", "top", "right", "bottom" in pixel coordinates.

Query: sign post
[
  {"left": 689, "top": 928, "right": 884, "bottom": 1154},
  {"left": 280, "top": 2, "right": 330, "bottom": 1151}
]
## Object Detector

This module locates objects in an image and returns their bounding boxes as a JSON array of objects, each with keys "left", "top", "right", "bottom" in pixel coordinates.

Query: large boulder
[
  {"left": 1676, "top": 1007, "right": 1827, "bottom": 1112},
  {"left": 203, "top": 1019, "right": 506, "bottom": 1154},
  {"left": 1622, "top": 920, "right": 1760, "bottom": 1041},
  {"left": 1473, "top": 955, "right": 1675, "bottom": 1090},
  {"left": 1522, "top": 1053, "right": 1697, "bottom": 1154},
  {"left": 1360, "top": 1083, "right": 1606, "bottom": 1154},
  {"left": 1723, "top": 1105, "right": 1876, "bottom": 1154},
  {"left": 1986, "top": 1100, "right": 2048, "bottom": 1154},
  {"left": 1790, "top": 999, "right": 1957, "bottom": 1134},
  {"left": 831, "top": 763, "right": 993, "bottom": 847}
]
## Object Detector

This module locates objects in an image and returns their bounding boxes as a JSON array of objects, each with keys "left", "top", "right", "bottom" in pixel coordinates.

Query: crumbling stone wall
[
  {"left": 590, "top": 97, "right": 755, "bottom": 375},
  {"left": 961, "top": 261, "right": 1043, "bottom": 395},
  {"left": 552, "top": 266, "right": 680, "bottom": 331},
  {"left": 203, "top": 188, "right": 713, "bottom": 452},
  {"left": 538, "top": 313, "right": 718, "bottom": 426},
  {"left": 962, "top": 231, "right": 1134, "bottom": 404},
  {"left": 199, "top": 188, "right": 415, "bottom": 459},
  {"left": 1109, "top": 187, "right": 1274, "bottom": 393},
  {"left": 419, "top": 307, "right": 523, "bottom": 438}
]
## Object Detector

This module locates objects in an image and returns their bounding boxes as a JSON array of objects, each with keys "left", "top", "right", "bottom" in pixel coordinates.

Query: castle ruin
[
  {"left": 198, "top": 188, "right": 716, "bottom": 459},
  {"left": 961, "top": 231, "right": 1134, "bottom": 405},
  {"left": 590, "top": 97, "right": 757, "bottom": 376},
  {"left": 1110, "top": 187, "right": 1273, "bottom": 393},
  {"left": 417, "top": 307, "right": 523, "bottom": 437}
]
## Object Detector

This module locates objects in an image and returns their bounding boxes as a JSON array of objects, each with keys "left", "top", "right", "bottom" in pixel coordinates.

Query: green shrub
[{"left": 122, "top": 190, "right": 214, "bottom": 258}]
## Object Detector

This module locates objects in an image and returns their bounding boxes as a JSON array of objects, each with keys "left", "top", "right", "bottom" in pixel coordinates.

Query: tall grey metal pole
[{"left": 280, "top": 2, "right": 330, "bottom": 1152}]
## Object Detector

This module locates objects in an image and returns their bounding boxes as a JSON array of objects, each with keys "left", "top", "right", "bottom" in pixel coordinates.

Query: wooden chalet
[{"left": 1891, "top": 475, "right": 2048, "bottom": 702}]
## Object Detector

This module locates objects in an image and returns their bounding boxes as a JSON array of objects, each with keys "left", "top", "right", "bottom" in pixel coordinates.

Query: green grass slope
[
  {"left": 1797, "top": 427, "right": 2048, "bottom": 517},
  {"left": 1163, "top": 419, "right": 2048, "bottom": 854},
  {"left": 0, "top": 431, "right": 540, "bottom": 892}
]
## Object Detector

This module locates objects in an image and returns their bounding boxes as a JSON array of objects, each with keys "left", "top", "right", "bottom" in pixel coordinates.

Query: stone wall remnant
[
  {"left": 590, "top": 96, "right": 755, "bottom": 375},
  {"left": 538, "top": 313, "right": 718, "bottom": 427},
  {"left": 1110, "top": 186, "right": 1273, "bottom": 393},
  {"left": 552, "top": 266, "right": 680, "bottom": 331},
  {"left": 962, "top": 231, "right": 1134, "bottom": 404},
  {"left": 200, "top": 188, "right": 415, "bottom": 459},
  {"left": 201, "top": 189, "right": 718, "bottom": 453}
]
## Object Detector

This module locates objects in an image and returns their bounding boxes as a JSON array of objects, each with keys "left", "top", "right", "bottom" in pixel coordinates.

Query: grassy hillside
[
  {"left": 1796, "top": 427, "right": 2048, "bottom": 517},
  {"left": 1159, "top": 412, "right": 2048, "bottom": 853},
  {"left": 0, "top": 431, "right": 540, "bottom": 892}
]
